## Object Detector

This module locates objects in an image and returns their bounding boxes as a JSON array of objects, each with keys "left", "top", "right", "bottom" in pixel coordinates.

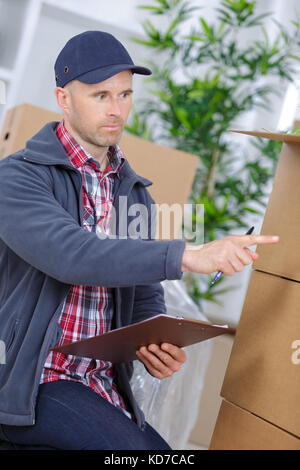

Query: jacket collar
[{"left": 23, "top": 121, "right": 153, "bottom": 187}]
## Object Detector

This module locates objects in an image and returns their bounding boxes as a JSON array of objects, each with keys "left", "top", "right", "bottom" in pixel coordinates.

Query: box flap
[{"left": 229, "top": 129, "right": 300, "bottom": 143}]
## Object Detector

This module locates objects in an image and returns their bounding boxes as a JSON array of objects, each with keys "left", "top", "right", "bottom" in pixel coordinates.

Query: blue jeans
[{"left": 0, "top": 380, "right": 172, "bottom": 450}]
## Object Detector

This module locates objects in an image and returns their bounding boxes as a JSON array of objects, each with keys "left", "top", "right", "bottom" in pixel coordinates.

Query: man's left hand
[{"left": 136, "top": 343, "right": 186, "bottom": 379}]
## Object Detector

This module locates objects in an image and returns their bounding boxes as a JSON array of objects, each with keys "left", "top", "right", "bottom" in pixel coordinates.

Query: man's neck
[{"left": 63, "top": 120, "right": 110, "bottom": 171}]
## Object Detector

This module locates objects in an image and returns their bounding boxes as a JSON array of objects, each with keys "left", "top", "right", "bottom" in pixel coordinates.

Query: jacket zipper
[{"left": 27, "top": 160, "right": 141, "bottom": 424}]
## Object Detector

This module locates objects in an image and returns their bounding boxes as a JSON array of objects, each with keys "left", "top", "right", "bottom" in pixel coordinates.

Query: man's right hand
[{"left": 181, "top": 234, "right": 279, "bottom": 276}]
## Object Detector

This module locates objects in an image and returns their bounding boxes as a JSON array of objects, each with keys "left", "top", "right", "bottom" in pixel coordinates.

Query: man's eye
[{"left": 96, "top": 94, "right": 105, "bottom": 100}]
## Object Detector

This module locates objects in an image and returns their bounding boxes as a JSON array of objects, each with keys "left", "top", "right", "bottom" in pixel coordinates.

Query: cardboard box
[
  {"left": 209, "top": 129, "right": 300, "bottom": 448},
  {"left": 221, "top": 269, "right": 300, "bottom": 438},
  {"left": 210, "top": 400, "right": 300, "bottom": 450},
  {"left": 119, "top": 133, "right": 198, "bottom": 240},
  {"left": 230, "top": 129, "right": 300, "bottom": 282},
  {"left": 0, "top": 103, "right": 62, "bottom": 158},
  {"left": 0, "top": 103, "right": 198, "bottom": 240}
]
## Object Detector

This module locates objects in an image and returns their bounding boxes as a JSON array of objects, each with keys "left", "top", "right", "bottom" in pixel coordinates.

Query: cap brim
[{"left": 74, "top": 63, "right": 152, "bottom": 85}]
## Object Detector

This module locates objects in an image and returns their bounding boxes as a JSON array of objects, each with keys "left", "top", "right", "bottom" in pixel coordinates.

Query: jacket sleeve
[
  {"left": 132, "top": 283, "right": 166, "bottom": 324},
  {"left": 0, "top": 158, "right": 186, "bottom": 287}
]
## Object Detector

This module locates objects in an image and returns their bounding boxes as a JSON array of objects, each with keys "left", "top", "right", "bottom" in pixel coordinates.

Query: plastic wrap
[{"left": 130, "top": 279, "right": 212, "bottom": 450}]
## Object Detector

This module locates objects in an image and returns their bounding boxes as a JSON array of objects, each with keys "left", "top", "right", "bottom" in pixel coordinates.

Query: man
[{"left": 0, "top": 31, "right": 278, "bottom": 450}]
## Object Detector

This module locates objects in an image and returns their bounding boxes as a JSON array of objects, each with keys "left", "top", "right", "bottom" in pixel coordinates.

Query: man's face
[{"left": 61, "top": 70, "right": 133, "bottom": 149}]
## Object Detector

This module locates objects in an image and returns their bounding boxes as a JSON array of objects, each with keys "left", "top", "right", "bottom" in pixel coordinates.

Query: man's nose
[{"left": 108, "top": 98, "right": 122, "bottom": 117}]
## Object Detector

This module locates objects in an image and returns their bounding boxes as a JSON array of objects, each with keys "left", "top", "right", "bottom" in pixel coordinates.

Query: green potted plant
[{"left": 126, "top": 0, "right": 300, "bottom": 309}]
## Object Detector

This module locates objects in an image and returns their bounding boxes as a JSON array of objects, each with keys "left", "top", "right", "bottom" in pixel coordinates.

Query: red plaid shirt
[{"left": 40, "top": 120, "right": 131, "bottom": 418}]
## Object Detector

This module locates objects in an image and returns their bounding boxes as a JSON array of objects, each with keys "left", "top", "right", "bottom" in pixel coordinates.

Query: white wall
[
  {"left": 0, "top": 0, "right": 157, "bottom": 127},
  {"left": 45, "top": 0, "right": 147, "bottom": 35},
  {"left": 15, "top": 1, "right": 156, "bottom": 114}
]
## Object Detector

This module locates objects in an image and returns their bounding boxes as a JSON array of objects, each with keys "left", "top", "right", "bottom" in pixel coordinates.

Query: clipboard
[{"left": 50, "top": 315, "right": 235, "bottom": 364}]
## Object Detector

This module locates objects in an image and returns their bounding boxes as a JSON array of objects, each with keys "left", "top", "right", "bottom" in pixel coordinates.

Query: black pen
[{"left": 211, "top": 226, "right": 255, "bottom": 285}]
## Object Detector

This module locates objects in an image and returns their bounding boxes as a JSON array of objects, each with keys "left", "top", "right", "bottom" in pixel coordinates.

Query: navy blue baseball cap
[{"left": 54, "top": 30, "right": 152, "bottom": 88}]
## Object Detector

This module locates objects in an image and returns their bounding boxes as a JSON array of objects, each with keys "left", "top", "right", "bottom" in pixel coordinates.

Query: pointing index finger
[{"left": 242, "top": 235, "right": 279, "bottom": 247}]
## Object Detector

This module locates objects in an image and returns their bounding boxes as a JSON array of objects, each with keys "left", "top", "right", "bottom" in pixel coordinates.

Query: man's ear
[{"left": 54, "top": 85, "right": 72, "bottom": 114}]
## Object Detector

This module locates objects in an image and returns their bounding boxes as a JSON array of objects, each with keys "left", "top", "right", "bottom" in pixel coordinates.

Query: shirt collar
[{"left": 55, "top": 120, "right": 126, "bottom": 178}]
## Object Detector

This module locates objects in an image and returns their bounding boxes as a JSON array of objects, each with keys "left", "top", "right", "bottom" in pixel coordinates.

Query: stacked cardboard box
[
  {"left": 0, "top": 103, "right": 62, "bottom": 158},
  {"left": 0, "top": 103, "right": 198, "bottom": 241},
  {"left": 210, "top": 130, "right": 300, "bottom": 450}
]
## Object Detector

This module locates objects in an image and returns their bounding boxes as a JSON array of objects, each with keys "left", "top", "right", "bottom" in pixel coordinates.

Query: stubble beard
[
  {"left": 94, "top": 128, "right": 123, "bottom": 148},
  {"left": 73, "top": 118, "right": 124, "bottom": 151}
]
